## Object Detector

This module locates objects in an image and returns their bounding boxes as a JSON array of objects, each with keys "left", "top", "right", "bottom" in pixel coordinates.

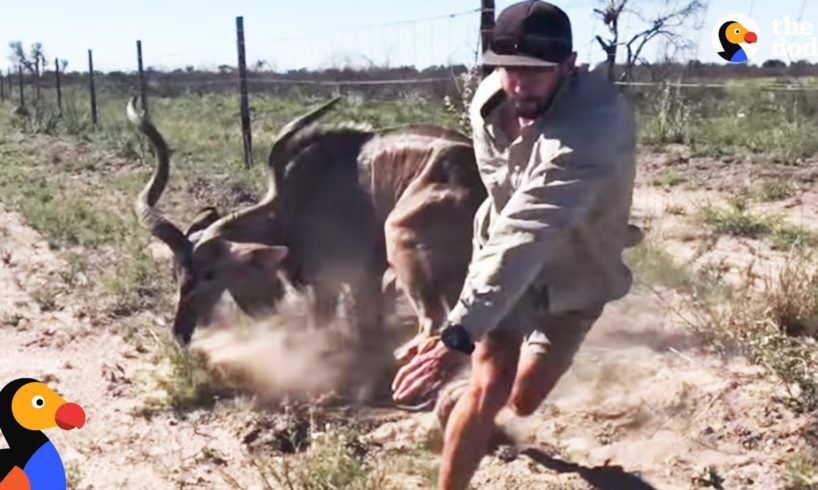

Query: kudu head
[{"left": 128, "top": 96, "right": 341, "bottom": 344}]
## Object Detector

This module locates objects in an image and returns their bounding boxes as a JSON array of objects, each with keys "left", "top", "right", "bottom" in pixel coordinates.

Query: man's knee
[
  {"left": 507, "top": 352, "right": 576, "bottom": 417},
  {"left": 471, "top": 366, "right": 517, "bottom": 415},
  {"left": 506, "top": 307, "right": 602, "bottom": 417},
  {"left": 508, "top": 390, "right": 544, "bottom": 417},
  {"left": 508, "top": 369, "right": 567, "bottom": 416}
]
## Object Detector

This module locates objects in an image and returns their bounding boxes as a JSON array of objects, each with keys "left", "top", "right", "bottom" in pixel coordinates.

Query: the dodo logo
[
  {"left": 713, "top": 14, "right": 760, "bottom": 63},
  {"left": 0, "top": 378, "right": 86, "bottom": 490}
]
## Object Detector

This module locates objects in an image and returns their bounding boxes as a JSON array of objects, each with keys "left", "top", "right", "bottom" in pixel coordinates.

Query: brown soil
[{"left": 1, "top": 143, "right": 816, "bottom": 489}]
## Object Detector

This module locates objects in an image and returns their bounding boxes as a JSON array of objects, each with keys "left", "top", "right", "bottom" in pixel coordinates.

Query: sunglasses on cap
[{"left": 490, "top": 34, "right": 572, "bottom": 64}]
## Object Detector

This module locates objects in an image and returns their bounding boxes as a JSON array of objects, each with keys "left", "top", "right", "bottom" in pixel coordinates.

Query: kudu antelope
[{"left": 128, "top": 96, "right": 487, "bottom": 352}]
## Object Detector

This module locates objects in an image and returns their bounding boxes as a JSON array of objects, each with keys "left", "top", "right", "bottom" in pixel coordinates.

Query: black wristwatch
[{"left": 440, "top": 323, "right": 475, "bottom": 355}]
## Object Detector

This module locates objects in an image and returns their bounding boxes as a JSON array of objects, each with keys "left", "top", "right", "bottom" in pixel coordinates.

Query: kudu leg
[
  {"left": 344, "top": 266, "right": 389, "bottom": 402},
  {"left": 385, "top": 226, "right": 453, "bottom": 364},
  {"left": 312, "top": 283, "right": 339, "bottom": 326},
  {"left": 384, "top": 188, "right": 475, "bottom": 365}
]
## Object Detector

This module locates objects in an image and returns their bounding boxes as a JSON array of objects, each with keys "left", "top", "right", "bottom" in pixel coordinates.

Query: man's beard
[
  {"left": 511, "top": 74, "right": 567, "bottom": 119},
  {"left": 512, "top": 97, "right": 550, "bottom": 119}
]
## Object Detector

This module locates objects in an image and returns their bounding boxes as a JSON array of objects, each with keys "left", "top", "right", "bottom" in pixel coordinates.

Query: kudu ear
[{"left": 231, "top": 243, "right": 289, "bottom": 270}]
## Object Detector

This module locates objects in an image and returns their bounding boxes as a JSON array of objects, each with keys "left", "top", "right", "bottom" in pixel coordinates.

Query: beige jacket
[{"left": 447, "top": 64, "right": 638, "bottom": 340}]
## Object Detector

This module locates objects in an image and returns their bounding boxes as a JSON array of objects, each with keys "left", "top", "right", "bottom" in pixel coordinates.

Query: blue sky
[{"left": 0, "top": 1, "right": 815, "bottom": 74}]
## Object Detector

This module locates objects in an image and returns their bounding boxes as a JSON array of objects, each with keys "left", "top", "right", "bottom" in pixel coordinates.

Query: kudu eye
[{"left": 201, "top": 270, "right": 215, "bottom": 282}]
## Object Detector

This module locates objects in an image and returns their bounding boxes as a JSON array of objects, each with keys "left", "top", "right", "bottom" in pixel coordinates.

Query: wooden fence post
[
  {"left": 480, "top": 0, "right": 495, "bottom": 78},
  {"left": 137, "top": 40, "right": 148, "bottom": 115},
  {"left": 18, "top": 66, "right": 25, "bottom": 108},
  {"left": 88, "top": 49, "right": 98, "bottom": 125},
  {"left": 236, "top": 15, "right": 253, "bottom": 167},
  {"left": 34, "top": 58, "right": 41, "bottom": 101},
  {"left": 55, "top": 58, "right": 62, "bottom": 115}
]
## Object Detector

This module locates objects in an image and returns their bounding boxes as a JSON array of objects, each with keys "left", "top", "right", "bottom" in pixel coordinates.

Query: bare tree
[
  {"left": 253, "top": 59, "right": 277, "bottom": 72},
  {"left": 594, "top": 0, "right": 707, "bottom": 82},
  {"left": 9, "top": 42, "right": 32, "bottom": 72},
  {"left": 381, "top": 43, "right": 396, "bottom": 70},
  {"left": 594, "top": 1, "right": 626, "bottom": 82},
  {"left": 9, "top": 41, "right": 47, "bottom": 100},
  {"left": 356, "top": 54, "right": 380, "bottom": 70}
]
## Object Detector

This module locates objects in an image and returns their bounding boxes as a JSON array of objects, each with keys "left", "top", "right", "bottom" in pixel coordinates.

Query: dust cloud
[{"left": 190, "top": 283, "right": 394, "bottom": 403}]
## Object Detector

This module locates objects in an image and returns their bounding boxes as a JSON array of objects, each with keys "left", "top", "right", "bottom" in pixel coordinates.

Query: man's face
[{"left": 499, "top": 54, "right": 576, "bottom": 119}]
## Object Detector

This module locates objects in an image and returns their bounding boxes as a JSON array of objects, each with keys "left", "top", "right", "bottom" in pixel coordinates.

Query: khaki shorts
[{"left": 501, "top": 283, "right": 604, "bottom": 362}]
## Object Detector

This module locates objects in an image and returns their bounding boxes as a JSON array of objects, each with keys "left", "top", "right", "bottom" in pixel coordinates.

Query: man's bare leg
[
  {"left": 507, "top": 347, "right": 565, "bottom": 416},
  {"left": 437, "top": 329, "right": 522, "bottom": 490},
  {"left": 508, "top": 312, "right": 599, "bottom": 416}
]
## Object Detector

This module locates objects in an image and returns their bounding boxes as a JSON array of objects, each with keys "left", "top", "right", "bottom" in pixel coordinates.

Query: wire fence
[
  {"left": 2, "top": 3, "right": 818, "bottom": 166},
  {"left": 1, "top": 5, "right": 492, "bottom": 166}
]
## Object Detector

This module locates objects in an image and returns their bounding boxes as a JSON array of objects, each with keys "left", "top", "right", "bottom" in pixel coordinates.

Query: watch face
[
  {"left": 442, "top": 328, "right": 458, "bottom": 348},
  {"left": 442, "top": 325, "right": 471, "bottom": 353}
]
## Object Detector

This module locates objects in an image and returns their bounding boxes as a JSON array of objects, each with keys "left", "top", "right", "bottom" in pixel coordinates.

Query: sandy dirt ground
[{"left": 1, "top": 144, "right": 817, "bottom": 489}]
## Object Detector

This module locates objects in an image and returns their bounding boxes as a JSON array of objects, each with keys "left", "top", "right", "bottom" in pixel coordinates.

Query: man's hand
[
  {"left": 392, "top": 340, "right": 464, "bottom": 403},
  {"left": 393, "top": 334, "right": 440, "bottom": 364}
]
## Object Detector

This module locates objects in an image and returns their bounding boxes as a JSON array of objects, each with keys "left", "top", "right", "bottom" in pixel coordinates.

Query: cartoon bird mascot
[
  {"left": 0, "top": 379, "right": 85, "bottom": 490},
  {"left": 718, "top": 20, "right": 758, "bottom": 62}
]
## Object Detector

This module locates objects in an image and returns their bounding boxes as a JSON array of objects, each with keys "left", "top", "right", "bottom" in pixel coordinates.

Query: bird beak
[
  {"left": 744, "top": 31, "right": 758, "bottom": 44},
  {"left": 55, "top": 402, "right": 86, "bottom": 430}
]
